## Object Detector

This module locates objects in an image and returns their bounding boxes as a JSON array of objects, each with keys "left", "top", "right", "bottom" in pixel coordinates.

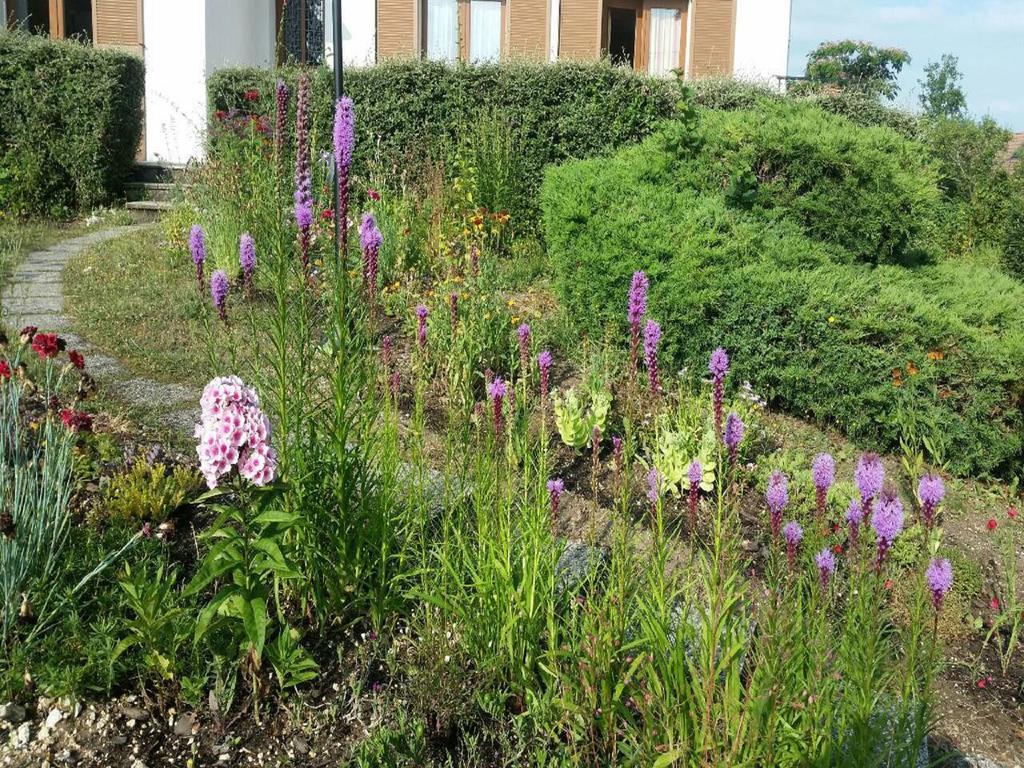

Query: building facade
[{"left": 2, "top": 0, "right": 791, "bottom": 164}]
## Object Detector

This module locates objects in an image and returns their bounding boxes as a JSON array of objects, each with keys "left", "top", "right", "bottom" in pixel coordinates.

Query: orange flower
[
  {"left": 927, "top": 349, "right": 944, "bottom": 361},
  {"left": 891, "top": 368, "right": 903, "bottom": 387},
  {"left": 906, "top": 361, "right": 918, "bottom": 376}
]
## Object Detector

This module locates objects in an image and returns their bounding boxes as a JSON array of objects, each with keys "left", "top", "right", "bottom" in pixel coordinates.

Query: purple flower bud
[
  {"left": 815, "top": 548, "right": 837, "bottom": 589},
  {"left": 871, "top": 489, "right": 904, "bottom": 571},
  {"left": 210, "top": 270, "right": 229, "bottom": 322},
  {"left": 274, "top": 78, "right": 289, "bottom": 160},
  {"left": 644, "top": 319, "right": 661, "bottom": 394},
  {"left": 537, "top": 350, "right": 552, "bottom": 402},
  {"left": 239, "top": 233, "right": 256, "bottom": 293},
  {"left": 709, "top": 347, "right": 729, "bottom": 438},
  {"left": 646, "top": 466, "right": 660, "bottom": 506},
  {"left": 925, "top": 558, "right": 953, "bottom": 610},
  {"left": 708, "top": 347, "right": 729, "bottom": 380},
  {"left": 628, "top": 271, "right": 649, "bottom": 385},
  {"left": 359, "top": 212, "right": 382, "bottom": 309},
  {"left": 845, "top": 497, "right": 863, "bottom": 546},
  {"left": 518, "top": 323, "right": 531, "bottom": 377},
  {"left": 488, "top": 377, "right": 506, "bottom": 437},
  {"left": 415, "top": 305, "right": 428, "bottom": 350},
  {"left": 783, "top": 521, "right": 803, "bottom": 569},
  {"left": 855, "top": 453, "right": 885, "bottom": 504},
  {"left": 918, "top": 473, "right": 945, "bottom": 529},
  {"left": 766, "top": 470, "right": 788, "bottom": 537},
  {"left": 687, "top": 459, "right": 701, "bottom": 532},
  {"left": 190, "top": 225, "right": 206, "bottom": 295},
  {"left": 812, "top": 453, "right": 835, "bottom": 492},
  {"left": 724, "top": 412, "right": 744, "bottom": 464},
  {"left": 688, "top": 460, "right": 702, "bottom": 486},
  {"left": 547, "top": 477, "right": 564, "bottom": 521}
]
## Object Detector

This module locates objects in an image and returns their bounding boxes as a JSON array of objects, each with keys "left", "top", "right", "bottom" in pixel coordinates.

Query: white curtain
[
  {"left": 426, "top": 0, "right": 459, "bottom": 62},
  {"left": 647, "top": 8, "right": 682, "bottom": 77},
  {"left": 470, "top": 1, "right": 502, "bottom": 62}
]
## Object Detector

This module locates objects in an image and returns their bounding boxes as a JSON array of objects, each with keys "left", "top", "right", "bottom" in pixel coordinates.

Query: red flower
[
  {"left": 991, "top": 596, "right": 1001, "bottom": 611},
  {"left": 884, "top": 579, "right": 894, "bottom": 591},
  {"left": 367, "top": 188, "right": 381, "bottom": 202},
  {"left": 59, "top": 408, "right": 93, "bottom": 433},
  {"left": 1009, "top": 506, "right": 1018, "bottom": 520},
  {"left": 18, "top": 325, "right": 37, "bottom": 344},
  {"left": 321, "top": 209, "right": 334, "bottom": 221},
  {"left": 244, "top": 89, "right": 260, "bottom": 102},
  {"left": 977, "top": 676, "right": 992, "bottom": 689},
  {"left": 987, "top": 518, "right": 998, "bottom": 531},
  {"left": 0, "top": 360, "right": 9, "bottom": 382},
  {"left": 68, "top": 350, "right": 85, "bottom": 370},
  {"left": 31, "top": 333, "right": 60, "bottom": 359},
  {"left": 214, "top": 110, "right": 228, "bottom": 121},
  {"left": 832, "top": 543, "right": 843, "bottom": 555}
]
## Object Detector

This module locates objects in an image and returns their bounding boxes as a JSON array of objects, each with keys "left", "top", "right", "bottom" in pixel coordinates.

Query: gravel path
[{"left": 2, "top": 226, "right": 199, "bottom": 433}]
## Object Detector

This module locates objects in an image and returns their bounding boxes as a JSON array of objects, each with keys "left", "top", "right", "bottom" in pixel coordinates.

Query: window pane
[
  {"left": 470, "top": 0, "right": 501, "bottom": 63},
  {"left": 647, "top": 8, "right": 681, "bottom": 77},
  {"left": 426, "top": 0, "right": 458, "bottom": 62}
]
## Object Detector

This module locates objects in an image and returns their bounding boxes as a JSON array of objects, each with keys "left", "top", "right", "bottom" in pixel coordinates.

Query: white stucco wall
[
  {"left": 325, "top": 0, "right": 376, "bottom": 67},
  {"left": 733, "top": 0, "right": 792, "bottom": 89},
  {"left": 143, "top": 0, "right": 207, "bottom": 163},
  {"left": 144, "top": 0, "right": 275, "bottom": 163}
]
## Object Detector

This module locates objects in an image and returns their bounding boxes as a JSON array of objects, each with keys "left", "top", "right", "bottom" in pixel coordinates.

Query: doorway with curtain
[{"left": 603, "top": 0, "right": 687, "bottom": 76}]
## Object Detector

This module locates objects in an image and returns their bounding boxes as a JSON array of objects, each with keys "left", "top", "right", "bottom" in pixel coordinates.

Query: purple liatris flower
[
  {"left": 871, "top": 489, "right": 904, "bottom": 571},
  {"left": 612, "top": 435, "right": 624, "bottom": 487},
  {"left": 488, "top": 377, "right": 506, "bottom": 438},
  {"left": 469, "top": 244, "right": 480, "bottom": 278},
  {"left": 449, "top": 292, "right": 459, "bottom": 332},
  {"left": 189, "top": 225, "right": 206, "bottom": 293},
  {"left": 815, "top": 548, "right": 837, "bottom": 589},
  {"left": 547, "top": 478, "right": 564, "bottom": 523},
  {"left": 294, "top": 72, "right": 312, "bottom": 274},
  {"left": 646, "top": 466, "right": 660, "bottom": 507},
  {"left": 415, "top": 305, "right": 428, "bottom": 351},
  {"left": 812, "top": 453, "right": 835, "bottom": 521},
  {"left": 517, "top": 323, "right": 531, "bottom": 378},
  {"left": 644, "top": 319, "right": 661, "bottom": 394},
  {"left": 765, "top": 470, "right": 789, "bottom": 537},
  {"left": 274, "top": 79, "right": 289, "bottom": 163},
  {"left": 359, "top": 212, "right": 382, "bottom": 310},
  {"left": 538, "top": 350, "right": 552, "bottom": 403},
  {"left": 709, "top": 347, "right": 729, "bottom": 438},
  {"left": 239, "top": 233, "right": 256, "bottom": 296},
  {"left": 334, "top": 96, "right": 355, "bottom": 240},
  {"left": 783, "top": 521, "right": 803, "bottom": 569},
  {"left": 687, "top": 459, "right": 702, "bottom": 531},
  {"left": 724, "top": 412, "right": 744, "bottom": 465},
  {"left": 845, "top": 497, "right": 863, "bottom": 546},
  {"left": 855, "top": 453, "right": 885, "bottom": 507},
  {"left": 210, "top": 270, "right": 229, "bottom": 322},
  {"left": 925, "top": 558, "right": 953, "bottom": 610},
  {"left": 918, "top": 473, "right": 945, "bottom": 530},
  {"left": 628, "top": 271, "right": 649, "bottom": 384}
]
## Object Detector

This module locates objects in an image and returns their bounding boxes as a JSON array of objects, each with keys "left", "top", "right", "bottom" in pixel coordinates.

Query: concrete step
[
  {"left": 124, "top": 182, "right": 179, "bottom": 203},
  {"left": 131, "top": 160, "right": 188, "bottom": 184},
  {"left": 126, "top": 200, "right": 172, "bottom": 223}
]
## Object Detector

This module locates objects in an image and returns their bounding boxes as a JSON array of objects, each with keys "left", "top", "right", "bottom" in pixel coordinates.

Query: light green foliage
[
  {"left": 112, "top": 562, "right": 188, "bottom": 686},
  {"left": 552, "top": 384, "right": 611, "bottom": 449},
  {"left": 919, "top": 54, "right": 968, "bottom": 119},
  {"left": 92, "top": 461, "right": 199, "bottom": 528},
  {"left": 802, "top": 39, "right": 911, "bottom": 101}
]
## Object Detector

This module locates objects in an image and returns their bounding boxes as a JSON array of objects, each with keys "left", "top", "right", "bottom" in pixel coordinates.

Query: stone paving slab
[{"left": 2, "top": 225, "right": 199, "bottom": 434}]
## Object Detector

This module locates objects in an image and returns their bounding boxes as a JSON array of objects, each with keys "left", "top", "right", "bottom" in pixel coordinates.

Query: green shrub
[
  {"left": 0, "top": 32, "right": 144, "bottom": 218},
  {"left": 208, "top": 59, "right": 680, "bottom": 226},
  {"left": 692, "top": 104, "right": 941, "bottom": 264},
  {"left": 542, "top": 131, "right": 1024, "bottom": 477}
]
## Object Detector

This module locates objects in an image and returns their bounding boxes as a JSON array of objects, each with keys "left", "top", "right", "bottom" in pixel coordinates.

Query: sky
[{"left": 787, "top": 0, "right": 1024, "bottom": 130}]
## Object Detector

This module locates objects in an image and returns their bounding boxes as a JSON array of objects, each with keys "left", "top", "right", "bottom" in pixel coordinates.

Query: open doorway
[
  {"left": 63, "top": 0, "right": 92, "bottom": 41},
  {"left": 607, "top": 7, "right": 636, "bottom": 67}
]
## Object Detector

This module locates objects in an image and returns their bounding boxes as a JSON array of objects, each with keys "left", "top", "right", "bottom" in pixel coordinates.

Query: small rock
[
  {"left": 173, "top": 712, "right": 197, "bottom": 737},
  {"left": 56, "top": 747, "right": 78, "bottom": 765},
  {"left": 109, "top": 735, "right": 128, "bottom": 746},
  {"left": 130, "top": 760, "right": 148, "bottom": 768},
  {"left": 11, "top": 721, "right": 31, "bottom": 749},
  {"left": 45, "top": 708, "right": 63, "bottom": 729},
  {"left": 292, "top": 734, "right": 310, "bottom": 756},
  {"left": 120, "top": 706, "right": 149, "bottom": 723},
  {"left": 0, "top": 702, "right": 26, "bottom": 724}
]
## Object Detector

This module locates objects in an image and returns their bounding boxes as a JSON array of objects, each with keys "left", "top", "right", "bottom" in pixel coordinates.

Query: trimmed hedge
[
  {"left": 208, "top": 60, "right": 681, "bottom": 224},
  {"left": 0, "top": 32, "right": 144, "bottom": 217},
  {"left": 542, "top": 122, "right": 1024, "bottom": 477}
]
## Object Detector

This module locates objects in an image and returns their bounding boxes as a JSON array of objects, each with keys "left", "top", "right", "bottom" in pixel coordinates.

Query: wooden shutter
[
  {"left": 508, "top": 0, "right": 548, "bottom": 59},
  {"left": 688, "top": 0, "right": 734, "bottom": 77},
  {"left": 92, "top": 0, "right": 143, "bottom": 55},
  {"left": 558, "top": 0, "right": 600, "bottom": 58},
  {"left": 377, "top": 0, "right": 417, "bottom": 58}
]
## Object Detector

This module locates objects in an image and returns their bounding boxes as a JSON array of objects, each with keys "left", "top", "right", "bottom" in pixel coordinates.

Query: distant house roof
[{"left": 1006, "top": 132, "right": 1024, "bottom": 173}]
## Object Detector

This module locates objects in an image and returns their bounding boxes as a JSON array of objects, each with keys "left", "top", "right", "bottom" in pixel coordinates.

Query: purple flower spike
[
  {"left": 855, "top": 453, "right": 885, "bottom": 505},
  {"left": 709, "top": 347, "right": 729, "bottom": 438},
  {"left": 783, "top": 520, "right": 803, "bottom": 568},
  {"left": 871, "top": 489, "right": 904, "bottom": 571},
  {"left": 210, "top": 270, "right": 229, "bottom": 322},
  {"left": 815, "top": 548, "right": 837, "bottom": 589},
  {"left": 517, "top": 323, "right": 531, "bottom": 379},
  {"left": 845, "top": 497, "right": 863, "bottom": 546},
  {"left": 274, "top": 79, "right": 289, "bottom": 161},
  {"left": 646, "top": 466, "right": 660, "bottom": 507},
  {"left": 925, "top": 558, "right": 953, "bottom": 610},
  {"left": 415, "top": 305, "right": 428, "bottom": 351},
  {"left": 687, "top": 459, "right": 702, "bottom": 532},
  {"left": 812, "top": 453, "right": 835, "bottom": 521},
  {"left": 334, "top": 96, "right": 355, "bottom": 239},
  {"left": 644, "top": 319, "right": 661, "bottom": 394},
  {"left": 239, "top": 233, "right": 256, "bottom": 295},
  {"left": 537, "top": 350, "right": 552, "bottom": 403},
  {"left": 359, "top": 212, "right": 382, "bottom": 311},
  {"left": 488, "top": 377, "right": 506, "bottom": 438},
  {"left": 294, "top": 72, "right": 313, "bottom": 274},
  {"left": 628, "top": 271, "right": 649, "bottom": 385},
  {"left": 724, "top": 412, "right": 744, "bottom": 465},
  {"left": 189, "top": 225, "right": 206, "bottom": 294},
  {"left": 765, "top": 470, "right": 789, "bottom": 537},
  {"left": 547, "top": 478, "right": 565, "bottom": 522},
  {"left": 918, "top": 473, "right": 945, "bottom": 530}
]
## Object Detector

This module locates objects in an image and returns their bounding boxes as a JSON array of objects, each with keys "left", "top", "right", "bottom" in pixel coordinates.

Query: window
[
  {"left": 62, "top": 0, "right": 92, "bottom": 42},
  {"left": 425, "top": 0, "right": 458, "bottom": 62},
  {"left": 607, "top": 8, "right": 636, "bottom": 67},
  {"left": 647, "top": 7, "right": 681, "bottom": 76},
  {"left": 280, "top": 0, "right": 325, "bottom": 64},
  {"left": 469, "top": 0, "right": 501, "bottom": 62}
]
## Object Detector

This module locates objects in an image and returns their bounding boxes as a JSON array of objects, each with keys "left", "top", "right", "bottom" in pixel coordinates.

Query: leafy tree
[
  {"left": 805, "top": 40, "right": 910, "bottom": 101},
  {"left": 919, "top": 54, "right": 967, "bottom": 118}
]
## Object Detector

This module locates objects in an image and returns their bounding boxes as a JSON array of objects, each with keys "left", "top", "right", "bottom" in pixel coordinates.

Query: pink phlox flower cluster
[{"left": 195, "top": 376, "right": 277, "bottom": 489}]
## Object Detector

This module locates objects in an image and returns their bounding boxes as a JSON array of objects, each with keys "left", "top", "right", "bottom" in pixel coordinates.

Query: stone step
[
  {"left": 124, "top": 182, "right": 179, "bottom": 204},
  {"left": 131, "top": 161, "right": 187, "bottom": 184},
  {"left": 126, "top": 200, "right": 172, "bottom": 223}
]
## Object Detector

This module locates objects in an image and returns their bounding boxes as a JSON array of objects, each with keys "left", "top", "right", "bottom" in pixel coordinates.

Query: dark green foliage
[
  {"left": 542, "top": 121, "right": 1024, "bottom": 476},
  {"left": 0, "top": 32, "right": 144, "bottom": 217},
  {"left": 692, "top": 104, "right": 941, "bottom": 264},
  {"left": 207, "top": 59, "right": 680, "bottom": 225},
  {"left": 1002, "top": 171, "right": 1024, "bottom": 279},
  {"left": 802, "top": 40, "right": 911, "bottom": 101}
]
